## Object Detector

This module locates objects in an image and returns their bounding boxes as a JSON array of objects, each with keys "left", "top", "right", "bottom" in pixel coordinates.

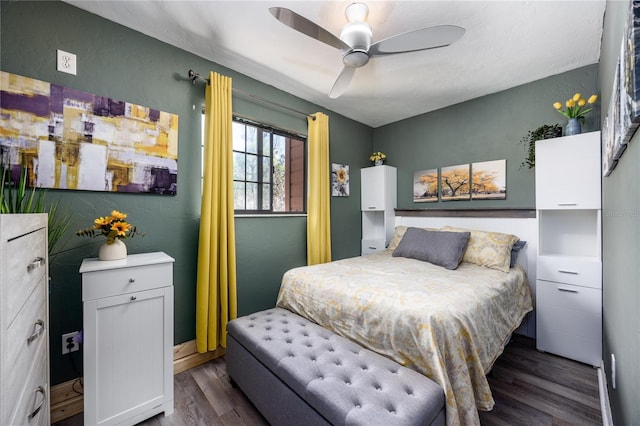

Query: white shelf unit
[
  {"left": 81, "top": 252, "right": 175, "bottom": 426},
  {"left": 535, "top": 131, "right": 602, "bottom": 366},
  {"left": 361, "top": 165, "right": 397, "bottom": 255}
]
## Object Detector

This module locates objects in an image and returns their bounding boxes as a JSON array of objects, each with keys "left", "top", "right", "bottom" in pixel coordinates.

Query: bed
[{"left": 276, "top": 223, "right": 534, "bottom": 426}]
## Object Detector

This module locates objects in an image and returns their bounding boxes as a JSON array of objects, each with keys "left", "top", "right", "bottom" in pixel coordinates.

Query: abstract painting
[
  {"left": 331, "top": 163, "right": 349, "bottom": 197},
  {"left": 413, "top": 168, "right": 438, "bottom": 202},
  {"left": 0, "top": 71, "right": 178, "bottom": 194},
  {"left": 440, "top": 163, "right": 470, "bottom": 201},
  {"left": 471, "top": 159, "right": 506, "bottom": 200}
]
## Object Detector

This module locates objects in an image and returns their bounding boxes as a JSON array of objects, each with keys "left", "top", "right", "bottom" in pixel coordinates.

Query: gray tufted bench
[{"left": 226, "top": 308, "right": 445, "bottom": 426}]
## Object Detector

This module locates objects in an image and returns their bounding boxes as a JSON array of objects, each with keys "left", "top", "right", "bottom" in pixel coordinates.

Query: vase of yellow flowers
[
  {"left": 369, "top": 151, "right": 386, "bottom": 166},
  {"left": 553, "top": 93, "right": 598, "bottom": 136},
  {"left": 77, "top": 210, "right": 140, "bottom": 260}
]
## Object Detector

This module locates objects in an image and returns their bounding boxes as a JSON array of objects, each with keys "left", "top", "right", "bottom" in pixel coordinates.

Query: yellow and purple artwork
[{"left": 0, "top": 71, "right": 178, "bottom": 194}]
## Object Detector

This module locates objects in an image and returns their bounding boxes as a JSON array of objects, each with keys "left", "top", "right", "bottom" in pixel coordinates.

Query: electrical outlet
[
  {"left": 57, "top": 49, "right": 77, "bottom": 75},
  {"left": 62, "top": 331, "right": 80, "bottom": 355}
]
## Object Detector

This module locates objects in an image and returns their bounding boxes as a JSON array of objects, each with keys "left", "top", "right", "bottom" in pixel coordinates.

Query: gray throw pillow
[{"left": 392, "top": 227, "right": 471, "bottom": 270}]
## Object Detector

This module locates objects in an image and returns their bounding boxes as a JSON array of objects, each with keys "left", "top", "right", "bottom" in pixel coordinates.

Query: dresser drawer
[
  {"left": 4, "top": 278, "right": 47, "bottom": 413},
  {"left": 2, "top": 227, "right": 47, "bottom": 327},
  {"left": 7, "top": 339, "right": 49, "bottom": 426},
  {"left": 536, "top": 279, "right": 602, "bottom": 365},
  {"left": 83, "top": 262, "right": 173, "bottom": 301},
  {"left": 537, "top": 256, "right": 601, "bottom": 288}
]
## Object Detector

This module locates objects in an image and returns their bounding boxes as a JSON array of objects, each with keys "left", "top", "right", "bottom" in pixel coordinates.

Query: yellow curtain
[
  {"left": 196, "top": 71, "right": 237, "bottom": 353},
  {"left": 306, "top": 112, "right": 331, "bottom": 265}
]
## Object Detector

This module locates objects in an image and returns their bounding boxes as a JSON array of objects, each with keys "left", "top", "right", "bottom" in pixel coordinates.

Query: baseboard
[
  {"left": 50, "top": 339, "right": 225, "bottom": 423},
  {"left": 597, "top": 361, "right": 614, "bottom": 426}
]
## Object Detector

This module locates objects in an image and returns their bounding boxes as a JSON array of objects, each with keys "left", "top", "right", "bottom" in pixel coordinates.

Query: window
[{"left": 231, "top": 118, "right": 305, "bottom": 213}]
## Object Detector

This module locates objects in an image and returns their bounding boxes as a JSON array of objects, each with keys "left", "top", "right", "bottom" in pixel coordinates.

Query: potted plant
[{"left": 520, "top": 124, "right": 562, "bottom": 169}]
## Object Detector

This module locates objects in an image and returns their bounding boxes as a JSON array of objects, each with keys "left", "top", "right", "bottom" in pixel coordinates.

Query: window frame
[{"left": 231, "top": 116, "right": 307, "bottom": 215}]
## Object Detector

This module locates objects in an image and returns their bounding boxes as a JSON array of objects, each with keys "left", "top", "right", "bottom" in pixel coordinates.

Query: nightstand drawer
[
  {"left": 82, "top": 262, "right": 172, "bottom": 300},
  {"left": 362, "top": 239, "right": 385, "bottom": 255},
  {"left": 537, "top": 256, "right": 601, "bottom": 288}
]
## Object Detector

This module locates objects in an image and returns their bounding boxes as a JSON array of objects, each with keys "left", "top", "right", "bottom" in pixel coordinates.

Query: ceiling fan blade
[
  {"left": 369, "top": 25, "right": 465, "bottom": 57},
  {"left": 269, "top": 7, "right": 350, "bottom": 51},
  {"left": 329, "top": 66, "right": 356, "bottom": 99}
]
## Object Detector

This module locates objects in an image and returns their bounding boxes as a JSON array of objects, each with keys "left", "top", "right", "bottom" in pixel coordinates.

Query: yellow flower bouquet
[
  {"left": 553, "top": 93, "right": 598, "bottom": 121},
  {"left": 77, "top": 210, "right": 140, "bottom": 244},
  {"left": 369, "top": 151, "right": 386, "bottom": 163}
]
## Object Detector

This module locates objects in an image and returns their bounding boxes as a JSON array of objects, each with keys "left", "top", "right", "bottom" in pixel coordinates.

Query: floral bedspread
[{"left": 276, "top": 251, "right": 533, "bottom": 426}]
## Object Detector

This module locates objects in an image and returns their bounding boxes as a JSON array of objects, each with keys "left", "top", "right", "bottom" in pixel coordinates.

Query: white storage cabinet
[
  {"left": 80, "top": 252, "right": 174, "bottom": 426},
  {"left": 361, "top": 165, "right": 397, "bottom": 255},
  {"left": 0, "top": 214, "right": 50, "bottom": 426},
  {"left": 535, "top": 131, "right": 602, "bottom": 366}
]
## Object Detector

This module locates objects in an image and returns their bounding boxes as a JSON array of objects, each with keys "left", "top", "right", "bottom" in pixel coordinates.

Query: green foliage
[
  {"left": 520, "top": 124, "right": 562, "bottom": 169},
  {"left": 1, "top": 163, "right": 72, "bottom": 259}
]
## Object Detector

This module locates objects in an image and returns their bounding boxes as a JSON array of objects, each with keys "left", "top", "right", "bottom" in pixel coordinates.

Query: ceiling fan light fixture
[{"left": 342, "top": 49, "right": 370, "bottom": 67}]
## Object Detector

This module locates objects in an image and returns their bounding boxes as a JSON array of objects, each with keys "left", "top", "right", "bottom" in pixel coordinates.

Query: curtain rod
[{"left": 187, "top": 70, "right": 315, "bottom": 121}]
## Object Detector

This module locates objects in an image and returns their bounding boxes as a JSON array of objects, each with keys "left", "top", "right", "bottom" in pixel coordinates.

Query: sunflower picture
[{"left": 331, "top": 163, "right": 350, "bottom": 197}]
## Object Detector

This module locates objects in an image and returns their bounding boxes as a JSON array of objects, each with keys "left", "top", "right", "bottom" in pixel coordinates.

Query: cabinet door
[
  {"left": 84, "top": 287, "right": 173, "bottom": 426},
  {"left": 361, "top": 166, "right": 386, "bottom": 210},
  {"left": 535, "top": 132, "right": 601, "bottom": 209}
]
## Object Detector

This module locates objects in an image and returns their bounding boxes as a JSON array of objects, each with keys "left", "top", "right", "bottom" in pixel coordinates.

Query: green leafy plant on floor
[
  {"left": 1, "top": 163, "right": 73, "bottom": 260},
  {"left": 520, "top": 124, "right": 562, "bottom": 169}
]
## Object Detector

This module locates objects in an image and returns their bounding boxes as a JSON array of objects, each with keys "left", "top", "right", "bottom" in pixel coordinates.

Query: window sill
[{"left": 235, "top": 213, "right": 307, "bottom": 218}]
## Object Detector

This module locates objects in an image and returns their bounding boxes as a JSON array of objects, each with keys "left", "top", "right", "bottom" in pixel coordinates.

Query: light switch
[{"left": 57, "top": 49, "right": 77, "bottom": 75}]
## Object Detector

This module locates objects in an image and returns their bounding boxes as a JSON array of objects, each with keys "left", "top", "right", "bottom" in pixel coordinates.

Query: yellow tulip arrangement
[
  {"left": 77, "top": 210, "right": 140, "bottom": 244},
  {"left": 369, "top": 151, "right": 386, "bottom": 163},
  {"left": 553, "top": 93, "right": 598, "bottom": 121}
]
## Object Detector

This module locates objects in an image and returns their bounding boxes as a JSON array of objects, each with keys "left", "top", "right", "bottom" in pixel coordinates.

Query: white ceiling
[{"left": 65, "top": 1, "right": 606, "bottom": 128}]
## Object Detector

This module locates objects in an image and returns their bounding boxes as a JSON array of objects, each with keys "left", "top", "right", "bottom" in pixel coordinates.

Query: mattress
[{"left": 276, "top": 250, "right": 533, "bottom": 426}]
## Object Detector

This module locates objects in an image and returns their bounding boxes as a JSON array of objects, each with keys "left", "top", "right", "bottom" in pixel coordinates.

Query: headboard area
[{"left": 395, "top": 209, "right": 537, "bottom": 338}]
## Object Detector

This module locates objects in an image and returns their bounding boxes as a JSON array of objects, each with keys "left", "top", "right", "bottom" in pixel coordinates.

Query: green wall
[
  {"left": 1, "top": 1, "right": 371, "bottom": 385},
  {"left": 599, "top": 1, "right": 640, "bottom": 424},
  {"left": 373, "top": 65, "right": 599, "bottom": 209}
]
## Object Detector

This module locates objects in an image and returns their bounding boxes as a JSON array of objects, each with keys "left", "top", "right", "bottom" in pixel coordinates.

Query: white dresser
[
  {"left": 80, "top": 251, "right": 174, "bottom": 426},
  {"left": 361, "top": 165, "right": 397, "bottom": 255},
  {"left": 535, "top": 131, "right": 602, "bottom": 366},
  {"left": 0, "top": 213, "right": 50, "bottom": 426}
]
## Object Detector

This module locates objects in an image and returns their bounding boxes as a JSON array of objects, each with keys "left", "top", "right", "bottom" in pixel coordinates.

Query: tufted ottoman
[{"left": 226, "top": 308, "right": 445, "bottom": 426}]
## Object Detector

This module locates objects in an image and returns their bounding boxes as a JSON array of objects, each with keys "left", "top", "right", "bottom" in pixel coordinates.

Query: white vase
[
  {"left": 98, "top": 239, "right": 127, "bottom": 261},
  {"left": 375, "top": 160, "right": 384, "bottom": 166}
]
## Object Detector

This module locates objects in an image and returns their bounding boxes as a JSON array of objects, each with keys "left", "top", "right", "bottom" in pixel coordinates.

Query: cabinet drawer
[
  {"left": 83, "top": 262, "right": 172, "bottom": 301},
  {"left": 362, "top": 239, "right": 385, "bottom": 255},
  {"left": 537, "top": 256, "right": 601, "bottom": 288},
  {"left": 2, "top": 227, "right": 47, "bottom": 327},
  {"left": 8, "top": 340, "right": 49, "bottom": 426},
  {"left": 536, "top": 280, "right": 601, "bottom": 365},
  {"left": 4, "top": 278, "right": 47, "bottom": 413}
]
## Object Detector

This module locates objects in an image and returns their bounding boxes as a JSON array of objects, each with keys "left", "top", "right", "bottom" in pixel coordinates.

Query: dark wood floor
[{"left": 55, "top": 335, "right": 602, "bottom": 426}]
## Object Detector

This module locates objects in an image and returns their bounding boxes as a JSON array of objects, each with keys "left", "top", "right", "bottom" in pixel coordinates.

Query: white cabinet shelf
[
  {"left": 81, "top": 252, "right": 174, "bottom": 426},
  {"left": 535, "top": 131, "right": 602, "bottom": 366},
  {"left": 361, "top": 165, "right": 396, "bottom": 255}
]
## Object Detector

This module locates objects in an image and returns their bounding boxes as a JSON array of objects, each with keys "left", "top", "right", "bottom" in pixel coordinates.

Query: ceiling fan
[{"left": 269, "top": 3, "right": 465, "bottom": 98}]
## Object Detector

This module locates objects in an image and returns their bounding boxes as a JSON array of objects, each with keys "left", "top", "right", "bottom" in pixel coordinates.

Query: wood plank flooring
[{"left": 54, "top": 335, "right": 602, "bottom": 425}]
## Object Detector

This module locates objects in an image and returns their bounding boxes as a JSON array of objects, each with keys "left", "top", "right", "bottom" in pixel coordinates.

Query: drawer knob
[
  {"left": 128, "top": 278, "right": 136, "bottom": 283},
  {"left": 27, "top": 319, "right": 45, "bottom": 344},
  {"left": 558, "top": 287, "right": 579, "bottom": 293},
  {"left": 368, "top": 246, "right": 377, "bottom": 250},
  {"left": 130, "top": 296, "right": 137, "bottom": 301},
  {"left": 28, "top": 385, "right": 47, "bottom": 420},
  {"left": 558, "top": 270, "right": 579, "bottom": 275},
  {"left": 27, "top": 257, "right": 45, "bottom": 271}
]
